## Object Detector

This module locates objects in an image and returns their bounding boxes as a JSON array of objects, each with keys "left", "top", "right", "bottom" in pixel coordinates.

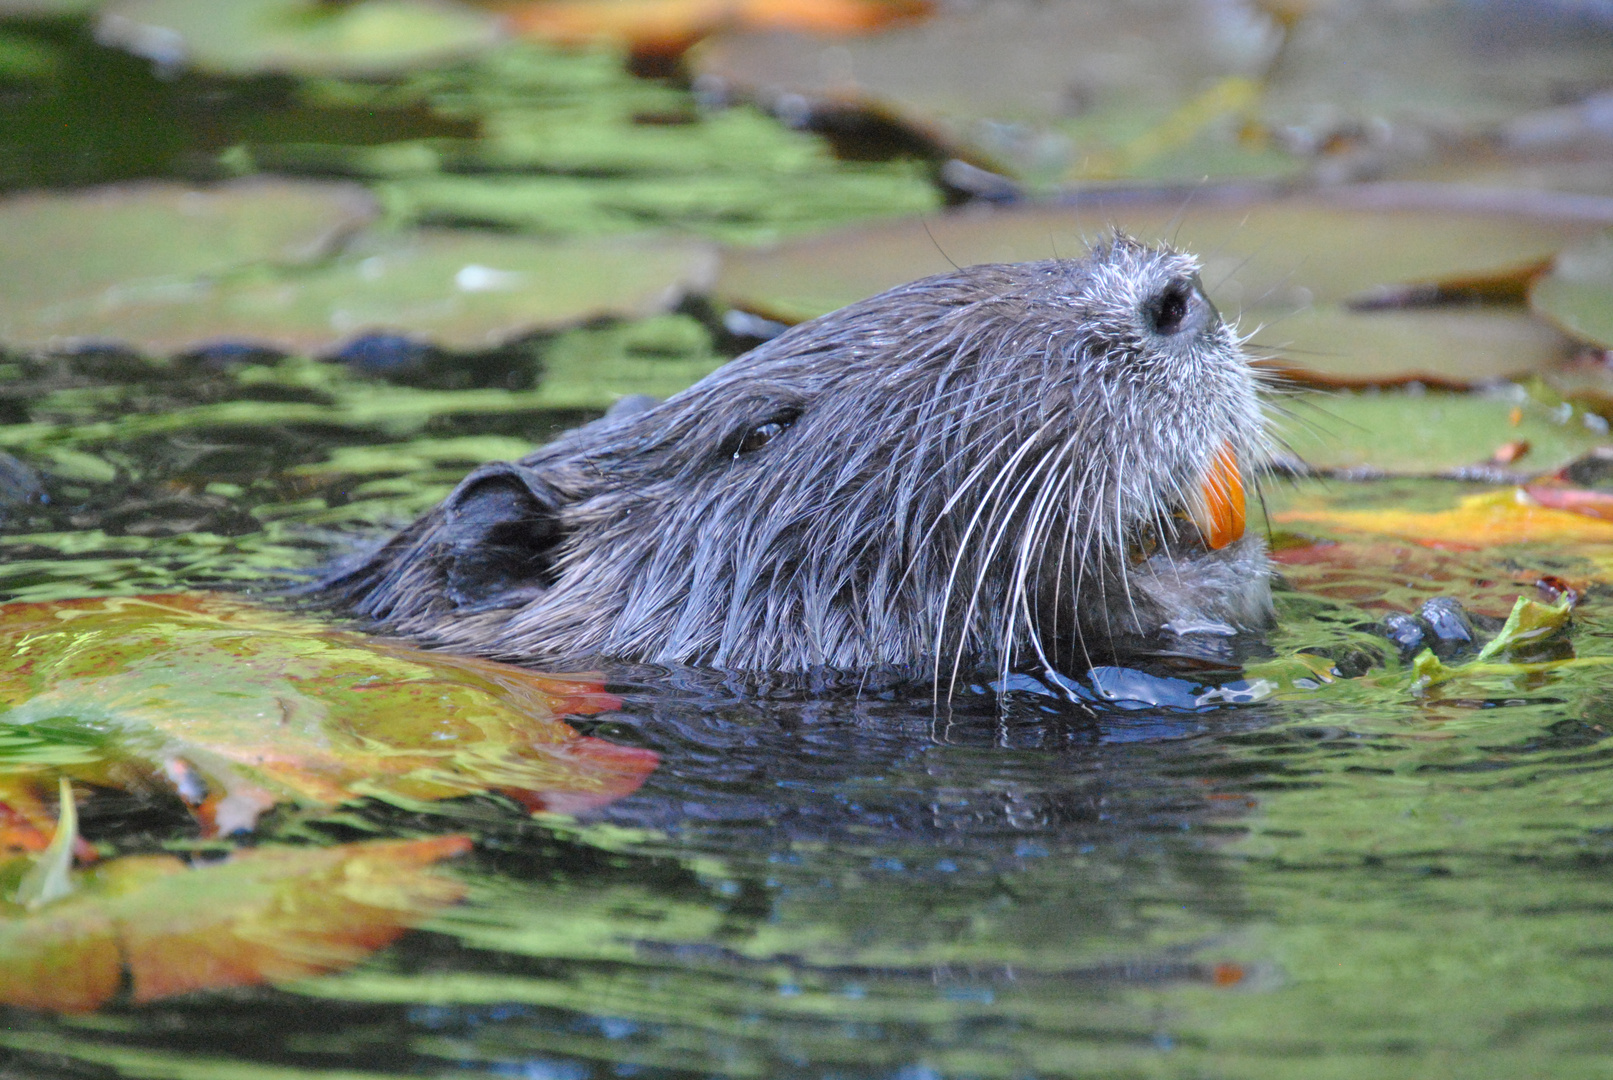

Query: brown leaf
[{"left": 0, "top": 836, "right": 471, "bottom": 1012}]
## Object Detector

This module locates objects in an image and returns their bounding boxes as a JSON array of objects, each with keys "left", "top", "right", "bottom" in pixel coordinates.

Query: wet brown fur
[{"left": 318, "top": 236, "right": 1274, "bottom": 680}]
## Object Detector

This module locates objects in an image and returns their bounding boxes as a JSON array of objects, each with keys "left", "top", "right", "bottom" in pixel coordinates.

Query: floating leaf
[
  {"left": 1275, "top": 488, "right": 1613, "bottom": 548},
  {"left": 1262, "top": 2, "right": 1613, "bottom": 150},
  {"left": 1274, "top": 390, "right": 1608, "bottom": 474},
  {"left": 379, "top": 164, "right": 940, "bottom": 246},
  {"left": 4, "top": 228, "right": 719, "bottom": 356},
  {"left": 1530, "top": 231, "right": 1613, "bottom": 349},
  {"left": 1259, "top": 307, "right": 1573, "bottom": 387},
  {"left": 1521, "top": 485, "right": 1613, "bottom": 521},
  {"left": 0, "top": 593, "right": 659, "bottom": 834},
  {"left": 0, "top": 180, "right": 376, "bottom": 353},
  {"left": 1407, "top": 594, "right": 1579, "bottom": 689},
  {"left": 98, "top": 0, "right": 502, "bottom": 78},
  {"left": 693, "top": 0, "right": 1286, "bottom": 185},
  {"left": 0, "top": 835, "right": 471, "bottom": 1012},
  {"left": 506, "top": 0, "right": 931, "bottom": 58},
  {"left": 1474, "top": 595, "right": 1573, "bottom": 662}
]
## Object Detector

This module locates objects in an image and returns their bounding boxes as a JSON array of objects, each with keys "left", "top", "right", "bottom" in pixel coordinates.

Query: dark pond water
[{"left": 3, "top": 341, "right": 1613, "bottom": 1080}]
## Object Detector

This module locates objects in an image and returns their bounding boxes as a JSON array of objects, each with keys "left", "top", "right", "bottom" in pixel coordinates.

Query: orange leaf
[
  {"left": 1521, "top": 485, "right": 1613, "bottom": 523},
  {"left": 502, "top": 0, "right": 929, "bottom": 56},
  {"left": 0, "top": 836, "right": 471, "bottom": 1012},
  {"left": 1275, "top": 489, "right": 1613, "bottom": 549}
]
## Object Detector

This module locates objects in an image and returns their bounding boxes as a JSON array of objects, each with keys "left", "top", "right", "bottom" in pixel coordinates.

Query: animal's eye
[
  {"left": 732, "top": 409, "right": 800, "bottom": 457},
  {"left": 1145, "top": 281, "right": 1193, "bottom": 336},
  {"left": 738, "top": 421, "right": 785, "bottom": 453}
]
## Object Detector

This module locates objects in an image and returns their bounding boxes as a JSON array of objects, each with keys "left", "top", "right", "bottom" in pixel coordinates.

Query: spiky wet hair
[{"left": 320, "top": 236, "right": 1274, "bottom": 680}]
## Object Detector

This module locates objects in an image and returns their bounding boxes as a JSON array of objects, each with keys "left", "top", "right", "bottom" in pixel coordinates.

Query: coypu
[{"left": 318, "top": 235, "right": 1274, "bottom": 681}]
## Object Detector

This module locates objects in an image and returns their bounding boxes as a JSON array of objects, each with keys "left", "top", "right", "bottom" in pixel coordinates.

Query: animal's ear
[{"left": 437, "top": 463, "right": 565, "bottom": 612}]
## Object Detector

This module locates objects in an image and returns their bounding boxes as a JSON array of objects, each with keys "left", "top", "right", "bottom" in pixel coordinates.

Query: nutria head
[{"left": 319, "top": 236, "right": 1273, "bottom": 680}]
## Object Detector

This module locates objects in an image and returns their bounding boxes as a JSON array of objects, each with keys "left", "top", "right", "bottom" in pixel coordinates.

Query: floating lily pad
[
  {"left": 0, "top": 834, "right": 470, "bottom": 1012},
  {"left": 97, "top": 0, "right": 502, "bottom": 78},
  {"left": 379, "top": 163, "right": 940, "bottom": 246},
  {"left": 1275, "top": 488, "right": 1613, "bottom": 548},
  {"left": 0, "top": 180, "right": 376, "bottom": 352},
  {"left": 716, "top": 191, "right": 1610, "bottom": 384},
  {"left": 1258, "top": 307, "right": 1574, "bottom": 387},
  {"left": 1274, "top": 390, "right": 1609, "bottom": 475},
  {"left": 693, "top": 0, "right": 1287, "bottom": 185},
  {"left": 1530, "top": 230, "right": 1613, "bottom": 349},
  {"left": 1263, "top": 1, "right": 1613, "bottom": 152},
  {"left": 0, "top": 593, "right": 659, "bottom": 835},
  {"left": 1, "top": 225, "right": 717, "bottom": 356}
]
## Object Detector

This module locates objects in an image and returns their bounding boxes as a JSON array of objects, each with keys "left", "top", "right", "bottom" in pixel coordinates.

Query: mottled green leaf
[{"left": 0, "top": 180, "right": 375, "bottom": 352}]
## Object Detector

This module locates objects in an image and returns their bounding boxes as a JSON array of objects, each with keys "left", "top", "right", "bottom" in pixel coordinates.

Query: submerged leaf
[
  {"left": 0, "top": 594, "right": 658, "bottom": 833},
  {"left": 13, "top": 778, "right": 75, "bottom": 911},
  {"left": 0, "top": 835, "right": 471, "bottom": 1012}
]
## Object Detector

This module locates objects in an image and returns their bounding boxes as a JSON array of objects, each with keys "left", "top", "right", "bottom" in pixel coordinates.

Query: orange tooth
[{"left": 1194, "top": 442, "right": 1245, "bottom": 550}]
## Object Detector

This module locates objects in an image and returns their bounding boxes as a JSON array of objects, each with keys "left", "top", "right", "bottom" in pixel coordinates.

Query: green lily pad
[
  {"left": 693, "top": 0, "right": 1288, "bottom": 186},
  {"left": 1274, "top": 389, "right": 1609, "bottom": 475},
  {"left": 0, "top": 180, "right": 376, "bottom": 352},
  {"left": 378, "top": 163, "right": 941, "bottom": 246},
  {"left": 1263, "top": 2, "right": 1613, "bottom": 151},
  {"left": 97, "top": 0, "right": 502, "bottom": 78},
  {"left": 1530, "top": 230, "right": 1613, "bottom": 349},
  {"left": 1, "top": 225, "right": 717, "bottom": 356},
  {"left": 716, "top": 191, "right": 1609, "bottom": 385},
  {"left": 1258, "top": 306, "right": 1574, "bottom": 387}
]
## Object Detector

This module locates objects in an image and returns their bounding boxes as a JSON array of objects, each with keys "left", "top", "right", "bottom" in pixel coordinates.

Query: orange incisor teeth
[{"left": 1192, "top": 443, "right": 1245, "bottom": 550}]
